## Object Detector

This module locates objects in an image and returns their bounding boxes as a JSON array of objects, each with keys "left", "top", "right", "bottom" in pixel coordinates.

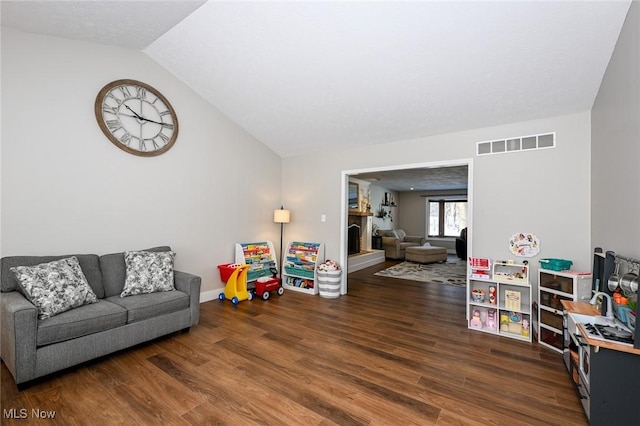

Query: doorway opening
[{"left": 340, "top": 159, "right": 473, "bottom": 295}]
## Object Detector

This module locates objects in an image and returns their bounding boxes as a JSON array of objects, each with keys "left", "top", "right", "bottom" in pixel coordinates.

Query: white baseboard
[
  {"left": 347, "top": 250, "right": 385, "bottom": 273},
  {"left": 200, "top": 288, "right": 224, "bottom": 303}
]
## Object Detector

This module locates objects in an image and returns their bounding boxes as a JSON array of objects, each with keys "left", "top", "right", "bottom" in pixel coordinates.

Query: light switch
[{"left": 321, "top": 214, "right": 326, "bottom": 222}]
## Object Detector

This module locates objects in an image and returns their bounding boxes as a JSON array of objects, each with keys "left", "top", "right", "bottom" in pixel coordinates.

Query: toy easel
[{"left": 218, "top": 264, "right": 253, "bottom": 305}]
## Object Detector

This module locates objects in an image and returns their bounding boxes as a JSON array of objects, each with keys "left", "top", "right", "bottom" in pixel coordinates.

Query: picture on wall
[
  {"left": 348, "top": 182, "right": 359, "bottom": 210},
  {"left": 509, "top": 233, "right": 540, "bottom": 257}
]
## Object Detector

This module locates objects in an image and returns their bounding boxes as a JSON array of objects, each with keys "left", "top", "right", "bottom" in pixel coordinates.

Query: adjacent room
[
  {"left": 1, "top": 1, "right": 638, "bottom": 424},
  {"left": 345, "top": 164, "right": 469, "bottom": 275}
]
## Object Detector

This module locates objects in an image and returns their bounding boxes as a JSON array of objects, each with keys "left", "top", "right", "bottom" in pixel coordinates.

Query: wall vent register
[{"left": 476, "top": 132, "right": 555, "bottom": 156}]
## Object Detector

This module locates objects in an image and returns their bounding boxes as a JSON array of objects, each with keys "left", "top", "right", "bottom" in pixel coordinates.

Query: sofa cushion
[
  {"left": 10, "top": 257, "right": 99, "bottom": 320},
  {"left": 383, "top": 229, "right": 399, "bottom": 239},
  {"left": 396, "top": 229, "right": 407, "bottom": 241},
  {"left": 1, "top": 254, "right": 104, "bottom": 298},
  {"left": 105, "top": 290, "right": 189, "bottom": 324},
  {"left": 37, "top": 299, "right": 127, "bottom": 346},
  {"left": 399, "top": 241, "right": 421, "bottom": 250},
  {"left": 99, "top": 246, "right": 172, "bottom": 298},
  {"left": 121, "top": 250, "right": 176, "bottom": 297}
]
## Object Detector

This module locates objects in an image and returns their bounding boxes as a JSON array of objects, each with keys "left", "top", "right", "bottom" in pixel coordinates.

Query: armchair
[
  {"left": 455, "top": 227, "right": 467, "bottom": 260},
  {"left": 377, "top": 229, "right": 426, "bottom": 260}
]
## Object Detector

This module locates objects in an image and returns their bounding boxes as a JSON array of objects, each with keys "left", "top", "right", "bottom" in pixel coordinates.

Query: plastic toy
[
  {"left": 253, "top": 268, "right": 284, "bottom": 300},
  {"left": 254, "top": 277, "right": 283, "bottom": 300},
  {"left": 218, "top": 264, "right": 253, "bottom": 305},
  {"left": 486, "top": 309, "right": 497, "bottom": 330},
  {"left": 500, "top": 312, "right": 510, "bottom": 331},
  {"left": 471, "top": 289, "right": 485, "bottom": 303},
  {"left": 489, "top": 286, "right": 497, "bottom": 305},
  {"left": 470, "top": 310, "right": 483, "bottom": 329},
  {"left": 522, "top": 318, "right": 530, "bottom": 337}
]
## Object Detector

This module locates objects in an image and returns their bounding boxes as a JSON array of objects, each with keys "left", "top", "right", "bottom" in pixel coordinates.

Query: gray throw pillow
[
  {"left": 10, "top": 256, "right": 98, "bottom": 320},
  {"left": 121, "top": 250, "right": 176, "bottom": 297}
]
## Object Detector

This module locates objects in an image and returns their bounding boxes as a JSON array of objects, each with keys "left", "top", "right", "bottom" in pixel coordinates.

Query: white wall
[
  {"left": 591, "top": 0, "right": 640, "bottom": 260},
  {"left": 472, "top": 114, "right": 591, "bottom": 273},
  {"left": 0, "top": 28, "right": 282, "bottom": 296},
  {"left": 398, "top": 189, "right": 468, "bottom": 238},
  {"left": 368, "top": 184, "right": 396, "bottom": 231},
  {"left": 282, "top": 112, "right": 592, "bottom": 291}
]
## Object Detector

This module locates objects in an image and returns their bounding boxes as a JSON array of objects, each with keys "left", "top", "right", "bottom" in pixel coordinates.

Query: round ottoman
[{"left": 405, "top": 246, "right": 448, "bottom": 263}]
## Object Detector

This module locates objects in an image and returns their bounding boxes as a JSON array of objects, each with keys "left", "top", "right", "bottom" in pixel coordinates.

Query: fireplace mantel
[{"left": 348, "top": 210, "right": 373, "bottom": 217}]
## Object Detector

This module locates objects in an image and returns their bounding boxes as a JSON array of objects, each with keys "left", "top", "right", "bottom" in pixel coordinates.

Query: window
[{"left": 428, "top": 199, "right": 467, "bottom": 237}]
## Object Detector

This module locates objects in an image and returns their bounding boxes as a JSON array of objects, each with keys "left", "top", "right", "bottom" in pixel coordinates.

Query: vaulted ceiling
[{"left": 1, "top": 1, "right": 631, "bottom": 188}]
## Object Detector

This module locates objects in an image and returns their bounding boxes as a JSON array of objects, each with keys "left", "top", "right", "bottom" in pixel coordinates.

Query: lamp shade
[{"left": 273, "top": 209, "right": 290, "bottom": 224}]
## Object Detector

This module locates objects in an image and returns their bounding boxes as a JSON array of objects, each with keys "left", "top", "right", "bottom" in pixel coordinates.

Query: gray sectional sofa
[{"left": 0, "top": 246, "right": 201, "bottom": 387}]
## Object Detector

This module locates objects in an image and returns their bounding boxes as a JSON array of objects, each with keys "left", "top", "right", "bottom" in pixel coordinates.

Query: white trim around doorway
[{"left": 340, "top": 158, "right": 474, "bottom": 295}]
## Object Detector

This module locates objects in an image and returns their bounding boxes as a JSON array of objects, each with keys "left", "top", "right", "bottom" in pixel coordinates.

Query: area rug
[{"left": 374, "top": 257, "right": 467, "bottom": 287}]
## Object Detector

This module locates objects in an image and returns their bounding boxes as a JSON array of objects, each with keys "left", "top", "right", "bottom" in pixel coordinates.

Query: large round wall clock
[{"left": 95, "top": 79, "right": 178, "bottom": 157}]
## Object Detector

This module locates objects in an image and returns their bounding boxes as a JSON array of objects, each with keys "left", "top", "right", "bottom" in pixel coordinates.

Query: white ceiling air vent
[{"left": 477, "top": 132, "right": 555, "bottom": 156}]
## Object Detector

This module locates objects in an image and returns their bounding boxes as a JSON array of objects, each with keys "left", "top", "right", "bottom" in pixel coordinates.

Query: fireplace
[
  {"left": 347, "top": 210, "right": 372, "bottom": 255},
  {"left": 348, "top": 224, "right": 361, "bottom": 255}
]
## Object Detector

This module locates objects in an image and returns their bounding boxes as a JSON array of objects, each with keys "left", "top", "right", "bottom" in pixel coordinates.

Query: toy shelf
[
  {"left": 467, "top": 258, "right": 532, "bottom": 342},
  {"left": 235, "top": 241, "right": 277, "bottom": 283},
  {"left": 492, "top": 261, "right": 528, "bottom": 285},
  {"left": 537, "top": 268, "right": 592, "bottom": 353},
  {"left": 282, "top": 241, "right": 324, "bottom": 295}
]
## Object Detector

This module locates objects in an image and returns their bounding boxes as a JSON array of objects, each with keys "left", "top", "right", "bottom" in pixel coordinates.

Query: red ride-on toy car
[{"left": 253, "top": 268, "right": 284, "bottom": 300}]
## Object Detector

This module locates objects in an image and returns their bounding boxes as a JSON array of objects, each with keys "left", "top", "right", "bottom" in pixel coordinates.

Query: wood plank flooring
[{"left": 1, "top": 260, "right": 588, "bottom": 425}]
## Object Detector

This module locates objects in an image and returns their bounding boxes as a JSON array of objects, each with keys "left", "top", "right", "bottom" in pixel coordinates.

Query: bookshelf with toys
[
  {"left": 468, "top": 258, "right": 532, "bottom": 342},
  {"left": 281, "top": 241, "right": 325, "bottom": 295},
  {"left": 234, "top": 241, "right": 278, "bottom": 285}
]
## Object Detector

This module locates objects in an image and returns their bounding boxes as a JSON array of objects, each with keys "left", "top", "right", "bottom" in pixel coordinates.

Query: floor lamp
[{"left": 273, "top": 206, "right": 290, "bottom": 277}]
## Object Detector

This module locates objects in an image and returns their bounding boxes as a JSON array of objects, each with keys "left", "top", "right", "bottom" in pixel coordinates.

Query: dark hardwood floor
[{"left": 1, "top": 260, "right": 587, "bottom": 425}]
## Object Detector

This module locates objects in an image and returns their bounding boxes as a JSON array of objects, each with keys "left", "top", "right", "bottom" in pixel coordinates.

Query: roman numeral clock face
[{"left": 95, "top": 79, "right": 178, "bottom": 156}]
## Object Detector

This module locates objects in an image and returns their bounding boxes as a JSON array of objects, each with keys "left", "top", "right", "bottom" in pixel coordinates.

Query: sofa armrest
[
  {"left": 1, "top": 291, "right": 39, "bottom": 384},
  {"left": 381, "top": 237, "right": 403, "bottom": 259},
  {"left": 381, "top": 236, "right": 400, "bottom": 247},
  {"left": 174, "top": 271, "right": 202, "bottom": 326},
  {"left": 404, "top": 236, "right": 426, "bottom": 245}
]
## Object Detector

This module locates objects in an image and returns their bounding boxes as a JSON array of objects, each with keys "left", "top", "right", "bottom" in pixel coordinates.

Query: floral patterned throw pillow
[
  {"left": 11, "top": 256, "right": 99, "bottom": 320},
  {"left": 121, "top": 250, "right": 176, "bottom": 298}
]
